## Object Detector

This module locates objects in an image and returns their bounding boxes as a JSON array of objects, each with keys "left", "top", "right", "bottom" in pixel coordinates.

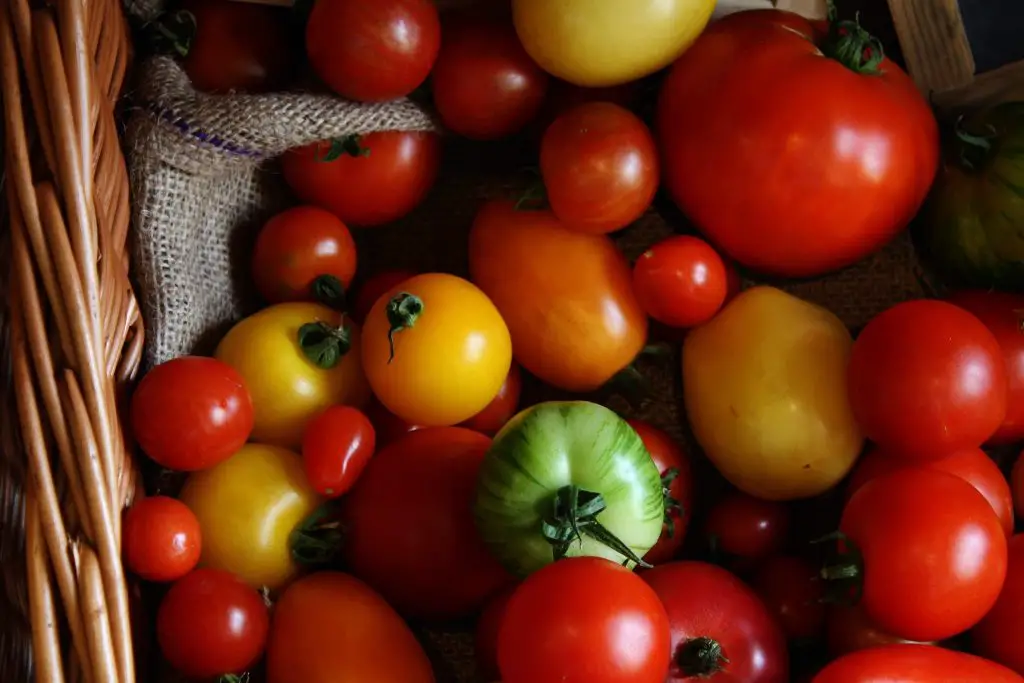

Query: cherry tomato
[
  {"left": 123, "top": 496, "right": 201, "bottom": 583},
  {"left": 460, "top": 362, "right": 523, "bottom": 435},
  {"left": 705, "top": 492, "right": 790, "bottom": 561},
  {"left": 972, "top": 534, "right": 1024, "bottom": 675},
  {"left": 305, "top": 0, "right": 440, "bottom": 102},
  {"left": 826, "top": 604, "right": 928, "bottom": 658},
  {"left": 633, "top": 235, "right": 729, "bottom": 328},
  {"left": 498, "top": 557, "right": 671, "bottom": 683},
  {"left": 302, "top": 406, "right": 376, "bottom": 498},
  {"left": 131, "top": 356, "right": 253, "bottom": 472},
  {"left": 475, "top": 586, "right": 516, "bottom": 682},
  {"left": 1014, "top": 451, "right": 1024, "bottom": 522},
  {"left": 812, "top": 643, "right": 1023, "bottom": 683},
  {"left": 431, "top": 15, "right": 549, "bottom": 140},
  {"left": 837, "top": 469, "right": 1008, "bottom": 641},
  {"left": 283, "top": 132, "right": 441, "bottom": 227},
  {"left": 752, "top": 555, "right": 826, "bottom": 642},
  {"left": 352, "top": 269, "right": 418, "bottom": 324},
  {"left": 157, "top": 568, "right": 270, "bottom": 679},
  {"left": 364, "top": 397, "right": 423, "bottom": 447},
  {"left": 848, "top": 300, "right": 1007, "bottom": 459},
  {"left": 540, "top": 102, "right": 658, "bottom": 234}
]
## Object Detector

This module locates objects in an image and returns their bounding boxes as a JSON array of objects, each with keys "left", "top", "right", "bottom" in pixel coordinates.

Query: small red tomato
[
  {"left": 826, "top": 604, "right": 928, "bottom": 658},
  {"left": 1014, "top": 451, "right": 1024, "bottom": 522},
  {"left": 632, "top": 235, "right": 729, "bottom": 328},
  {"left": 352, "top": 270, "right": 418, "bottom": 324},
  {"left": 157, "top": 568, "right": 270, "bottom": 679},
  {"left": 475, "top": 586, "right": 516, "bottom": 682},
  {"left": 540, "top": 102, "right": 659, "bottom": 234},
  {"left": 752, "top": 555, "right": 826, "bottom": 642},
  {"left": 972, "top": 534, "right": 1024, "bottom": 675},
  {"left": 123, "top": 496, "right": 202, "bottom": 583},
  {"left": 364, "top": 397, "right": 423, "bottom": 447},
  {"left": 131, "top": 357, "right": 254, "bottom": 472},
  {"left": 628, "top": 419, "right": 693, "bottom": 565},
  {"left": 460, "top": 362, "right": 523, "bottom": 435},
  {"left": 705, "top": 492, "right": 790, "bottom": 561},
  {"left": 302, "top": 406, "right": 376, "bottom": 498}
]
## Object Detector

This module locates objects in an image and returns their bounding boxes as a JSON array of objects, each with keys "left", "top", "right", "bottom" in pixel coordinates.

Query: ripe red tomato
[
  {"left": 282, "top": 132, "right": 441, "bottom": 227},
  {"left": 157, "top": 568, "right": 269, "bottom": 679},
  {"left": 131, "top": 356, "right": 253, "bottom": 472},
  {"left": 627, "top": 419, "right": 693, "bottom": 565},
  {"left": 460, "top": 362, "right": 523, "bottom": 435},
  {"left": 752, "top": 555, "right": 826, "bottom": 642},
  {"left": 643, "top": 561, "right": 789, "bottom": 682},
  {"left": 352, "top": 269, "right": 418, "bottom": 324},
  {"left": 475, "top": 585, "right": 516, "bottom": 682},
  {"left": 430, "top": 15, "right": 549, "bottom": 140},
  {"left": 848, "top": 300, "right": 1007, "bottom": 459},
  {"left": 632, "top": 235, "right": 729, "bottom": 328},
  {"left": 972, "top": 534, "right": 1024, "bottom": 675},
  {"left": 301, "top": 405, "right": 376, "bottom": 498},
  {"left": 305, "top": 0, "right": 440, "bottom": 102},
  {"left": 705, "top": 492, "right": 790, "bottom": 561},
  {"left": 123, "top": 496, "right": 201, "bottom": 583},
  {"left": 658, "top": 10, "right": 938, "bottom": 278},
  {"left": 498, "top": 557, "right": 671, "bottom": 683},
  {"left": 826, "top": 604, "right": 926, "bottom": 658},
  {"left": 837, "top": 469, "right": 1008, "bottom": 641},
  {"left": 540, "top": 102, "right": 659, "bottom": 234},
  {"left": 1014, "top": 451, "right": 1024, "bottom": 522},
  {"left": 812, "top": 644, "right": 1024, "bottom": 683}
]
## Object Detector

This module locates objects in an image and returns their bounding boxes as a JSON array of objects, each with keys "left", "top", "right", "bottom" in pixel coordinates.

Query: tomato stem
[
  {"left": 140, "top": 9, "right": 196, "bottom": 58},
  {"left": 820, "top": 1, "right": 885, "bottom": 75},
  {"left": 814, "top": 530, "right": 866, "bottom": 605},
  {"left": 385, "top": 292, "right": 424, "bottom": 364},
  {"left": 541, "top": 485, "right": 653, "bottom": 569},
  {"left": 218, "top": 673, "right": 250, "bottom": 683},
  {"left": 660, "top": 468, "right": 685, "bottom": 539},
  {"left": 676, "top": 636, "right": 730, "bottom": 677},
  {"left": 297, "top": 319, "right": 352, "bottom": 369},
  {"left": 317, "top": 134, "right": 371, "bottom": 163},
  {"left": 312, "top": 274, "right": 347, "bottom": 311},
  {"left": 291, "top": 501, "right": 345, "bottom": 567},
  {"left": 952, "top": 115, "right": 999, "bottom": 172}
]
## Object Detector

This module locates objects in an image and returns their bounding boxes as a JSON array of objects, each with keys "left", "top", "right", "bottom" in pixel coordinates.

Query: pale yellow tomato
[
  {"left": 512, "top": 0, "right": 715, "bottom": 87},
  {"left": 683, "top": 286, "right": 864, "bottom": 501},
  {"left": 361, "top": 273, "right": 512, "bottom": 426},
  {"left": 215, "top": 302, "right": 371, "bottom": 449},
  {"left": 179, "top": 443, "right": 321, "bottom": 591}
]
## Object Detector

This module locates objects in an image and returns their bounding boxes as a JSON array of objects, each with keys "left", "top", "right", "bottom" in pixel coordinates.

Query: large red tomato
[
  {"left": 658, "top": 10, "right": 938, "bottom": 278},
  {"left": 972, "top": 534, "right": 1024, "bottom": 675},
  {"left": 812, "top": 644, "right": 1024, "bottom": 683},
  {"left": 627, "top": 419, "right": 693, "bottom": 565}
]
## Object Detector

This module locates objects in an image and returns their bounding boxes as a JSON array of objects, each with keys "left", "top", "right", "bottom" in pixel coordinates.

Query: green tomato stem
[
  {"left": 312, "top": 274, "right": 347, "bottom": 311},
  {"left": 676, "top": 637, "right": 730, "bottom": 678},
  {"left": 660, "top": 468, "right": 684, "bottom": 539},
  {"left": 814, "top": 530, "right": 866, "bottom": 605},
  {"left": 540, "top": 485, "right": 652, "bottom": 569},
  {"left": 385, "top": 292, "right": 424, "bottom": 364},
  {"left": 820, "top": 1, "right": 885, "bottom": 75},
  {"left": 317, "top": 134, "right": 370, "bottom": 162},
  {"left": 290, "top": 501, "right": 344, "bottom": 568},
  {"left": 297, "top": 319, "right": 352, "bottom": 369}
]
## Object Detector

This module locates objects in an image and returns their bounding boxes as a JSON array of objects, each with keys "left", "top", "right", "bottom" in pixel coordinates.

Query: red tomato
[
  {"left": 352, "top": 269, "right": 418, "bottom": 324},
  {"left": 301, "top": 406, "right": 376, "bottom": 498},
  {"left": 282, "top": 132, "right": 441, "bottom": 227},
  {"left": 826, "top": 605, "right": 926, "bottom": 658},
  {"left": 643, "top": 561, "right": 789, "bottom": 682},
  {"left": 157, "top": 568, "right": 269, "bottom": 679},
  {"left": 705, "top": 492, "right": 790, "bottom": 561},
  {"left": 131, "top": 356, "right": 253, "bottom": 472},
  {"left": 1014, "top": 451, "right": 1024, "bottom": 522},
  {"left": 837, "top": 469, "right": 1008, "bottom": 641},
  {"left": 847, "top": 447, "right": 1014, "bottom": 537},
  {"left": 364, "top": 397, "right": 422, "bottom": 447},
  {"left": 972, "top": 534, "right": 1024, "bottom": 675},
  {"left": 123, "top": 496, "right": 201, "bottom": 583},
  {"left": 658, "top": 10, "right": 938, "bottom": 278},
  {"left": 848, "top": 300, "right": 1007, "bottom": 460},
  {"left": 305, "top": 0, "right": 440, "bottom": 102},
  {"left": 460, "top": 362, "right": 523, "bottom": 435},
  {"left": 812, "top": 644, "right": 1024, "bottom": 683},
  {"left": 340, "top": 428, "right": 513, "bottom": 620},
  {"left": 540, "top": 102, "right": 659, "bottom": 234},
  {"left": 627, "top": 419, "right": 693, "bottom": 565},
  {"left": 751, "top": 555, "right": 826, "bottom": 642},
  {"left": 498, "top": 557, "right": 671, "bottom": 683},
  {"left": 431, "top": 15, "right": 549, "bottom": 140},
  {"left": 475, "top": 585, "right": 516, "bottom": 682},
  {"left": 632, "top": 235, "right": 729, "bottom": 328}
]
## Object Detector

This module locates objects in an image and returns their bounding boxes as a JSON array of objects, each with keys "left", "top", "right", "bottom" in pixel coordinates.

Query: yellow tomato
[
  {"left": 682, "top": 286, "right": 864, "bottom": 501},
  {"left": 215, "top": 302, "right": 370, "bottom": 449},
  {"left": 361, "top": 273, "right": 512, "bottom": 426},
  {"left": 179, "top": 443, "right": 321, "bottom": 591},
  {"left": 512, "top": 0, "right": 715, "bottom": 87}
]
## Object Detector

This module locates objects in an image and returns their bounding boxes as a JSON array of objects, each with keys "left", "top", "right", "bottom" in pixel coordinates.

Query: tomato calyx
[
  {"left": 311, "top": 274, "right": 347, "bottom": 311},
  {"left": 541, "top": 485, "right": 653, "bottom": 568},
  {"left": 676, "top": 636, "right": 730, "bottom": 677},
  {"left": 385, "top": 292, "right": 424, "bottom": 363},
  {"left": 951, "top": 116, "right": 999, "bottom": 172},
  {"left": 316, "top": 135, "right": 371, "bottom": 163},
  {"left": 291, "top": 501, "right": 344, "bottom": 568},
  {"left": 815, "top": 530, "right": 866, "bottom": 604},
  {"left": 661, "top": 468, "right": 685, "bottom": 538},
  {"left": 139, "top": 9, "right": 196, "bottom": 58},
  {"left": 298, "top": 319, "right": 353, "bottom": 369},
  {"left": 821, "top": 2, "right": 885, "bottom": 75},
  {"left": 218, "top": 673, "right": 251, "bottom": 683}
]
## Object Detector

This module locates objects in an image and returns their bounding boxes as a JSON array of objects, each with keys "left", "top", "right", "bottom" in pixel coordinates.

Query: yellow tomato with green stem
[{"left": 361, "top": 273, "right": 512, "bottom": 426}]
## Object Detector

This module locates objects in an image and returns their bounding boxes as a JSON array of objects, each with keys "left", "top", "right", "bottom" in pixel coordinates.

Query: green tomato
[{"left": 473, "top": 401, "right": 664, "bottom": 577}]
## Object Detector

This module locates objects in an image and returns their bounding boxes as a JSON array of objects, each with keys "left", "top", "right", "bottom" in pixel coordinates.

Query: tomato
[
  {"left": 643, "top": 561, "right": 789, "bottom": 682},
  {"left": 364, "top": 396, "right": 422, "bottom": 447},
  {"left": 946, "top": 290, "right": 1024, "bottom": 445},
  {"left": 848, "top": 300, "right": 1007, "bottom": 460},
  {"left": 215, "top": 302, "right": 370, "bottom": 450},
  {"left": 512, "top": 0, "right": 715, "bottom": 87},
  {"left": 540, "top": 102, "right": 658, "bottom": 234},
  {"left": 684, "top": 287, "right": 864, "bottom": 500},
  {"left": 835, "top": 469, "right": 1008, "bottom": 642},
  {"left": 431, "top": 15, "right": 549, "bottom": 140},
  {"left": 123, "top": 496, "right": 201, "bottom": 583},
  {"left": 131, "top": 356, "right": 253, "bottom": 472},
  {"left": 157, "top": 568, "right": 270, "bottom": 679},
  {"left": 812, "top": 644, "right": 1024, "bottom": 683},
  {"left": 351, "top": 269, "right": 418, "bottom": 324},
  {"left": 752, "top": 555, "right": 826, "bottom": 642},
  {"left": 498, "top": 557, "right": 671, "bottom": 683},
  {"left": 972, "top": 534, "right": 1024, "bottom": 674},
  {"left": 305, "top": 0, "right": 440, "bottom": 102},
  {"left": 847, "top": 447, "right": 1014, "bottom": 537},
  {"left": 537, "top": 79, "right": 644, "bottom": 132},
  {"left": 301, "top": 405, "right": 375, "bottom": 498},
  {"left": 266, "top": 572, "right": 434, "bottom": 683},
  {"left": 706, "top": 492, "right": 790, "bottom": 562},
  {"left": 179, "top": 444, "right": 322, "bottom": 591},
  {"left": 460, "top": 362, "right": 523, "bottom": 435},
  {"left": 282, "top": 132, "right": 441, "bottom": 227},
  {"left": 658, "top": 10, "right": 939, "bottom": 278},
  {"left": 633, "top": 235, "right": 729, "bottom": 328},
  {"left": 1015, "top": 451, "right": 1024, "bottom": 522},
  {"left": 724, "top": 259, "right": 743, "bottom": 303},
  {"left": 627, "top": 419, "right": 693, "bottom": 566},
  {"left": 475, "top": 585, "right": 516, "bottom": 682},
  {"left": 251, "top": 206, "right": 356, "bottom": 305},
  {"left": 475, "top": 402, "right": 664, "bottom": 575},
  {"left": 361, "top": 273, "right": 512, "bottom": 426},
  {"left": 826, "top": 605, "right": 927, "bottom": 658},
  {"left": 469, "top": 201, "right": 648, "bottom": 392}
]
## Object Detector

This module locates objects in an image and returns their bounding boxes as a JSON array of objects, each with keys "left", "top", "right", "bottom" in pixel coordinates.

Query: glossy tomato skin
[
  {"left": 633, "top": 235, "right": 729, "bottom": 328},
  {"left": 351, "top": 269, "right": 418, "bottom": 324},
  {"left": 123, "top": 496, "right": 201, "bottom": 583},
  {"left": 627, "top": 419, "right": 693, "bottom": 565},
  {"left": 157, "top": 568, "right": 270, "bottom": 679},
  {"left": 469, "top": 201, "right": 648, "bottom": 392},
  {"left": 643, "top": 561, "right": 789, "bottom": 682},
  {"left": 812, "top": 644, "right": 1024, "bottom": 683},
  {"left": 301, "top": 405, "right": 376, "bottom": 498},
  {"left": 475, "top": 585, "right": 516, "bottom": 682},
  {"left": 540, "top": 102, "right": 658, "bottom": 234},
  {"left": 282, "top": 132, "right": 441, "bottom": 227},
  {"left": 839, "top": 469, "right": 1008, "bottom": 642},
  {"left": 826, "top": 604, "right": 927, "bottom": 658},
  {"left": 659, "top": 11, "right": 939, "bottom": 278},
  {"left": 498, "top": 557, "right": 671, "bottom": 683},
  {"left": 972, "top": 534, "right": 1024, "bottom": 675},
  {"left": 131, "top": 356, "right": 253, "bottom": 472},
  {"left": 460, "top": 362, "right": 523, "bottom": 435},
  {"left": 705, "top": 492, "right": 790, "bottom": 561},
  {"left": 306, "top": 0, "right": 440, "bottom": 102},
  {"left": 752, "top": 555, "right": 826, "bottom": 642},
  {"left": 266, "top": 572, "right": 434, "bottom": 683}
]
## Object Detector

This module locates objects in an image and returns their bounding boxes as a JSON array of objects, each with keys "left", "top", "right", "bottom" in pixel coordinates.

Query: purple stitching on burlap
[{"left": 152, "top": 105, "right": 264, "bottom": 158}]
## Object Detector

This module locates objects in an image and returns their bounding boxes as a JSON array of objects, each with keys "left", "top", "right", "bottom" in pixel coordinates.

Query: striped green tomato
[{"left": 473, "top": 401, "right": 664, "bottom": 577}]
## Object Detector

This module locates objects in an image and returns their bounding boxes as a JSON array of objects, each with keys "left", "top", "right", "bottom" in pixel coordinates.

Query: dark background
[{"left": 958, "top": 0, "right": 1024, "bottom": 74}]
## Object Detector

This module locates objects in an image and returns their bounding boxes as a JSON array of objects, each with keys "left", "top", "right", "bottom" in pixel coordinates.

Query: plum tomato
[
  {"left": 705, "top": 492, "right": 790, "bottom": 561},
  {"left": 351, "top": 269, "right": 418, "bottom": 324},
  {"left": 752, "top": 555, "right": 826, "bottom": 642},
  {"left": 301, "top": 405, "right": 376, "bottom": 498},
  {"left": 460, "top": 361, "right": 523, "bottom": 435},
  {"left": 972, "top": 534, "right": 1024, "bottom": 675},
  {"left": 123, "top": 496, "right": 201, "bottom": 583},
  {"left": 633, "top": 235, "right": 729, "bottom": 328}
]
